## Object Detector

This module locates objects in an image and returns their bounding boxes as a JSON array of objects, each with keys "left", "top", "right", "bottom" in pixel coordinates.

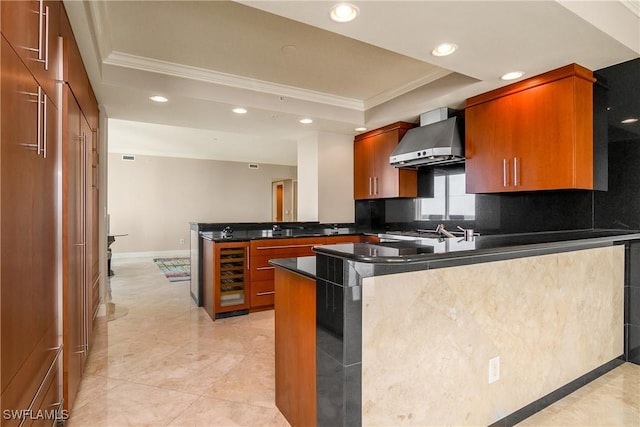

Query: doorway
[{"left": 272, "top": 179, "right": 297, "bottom": 222}]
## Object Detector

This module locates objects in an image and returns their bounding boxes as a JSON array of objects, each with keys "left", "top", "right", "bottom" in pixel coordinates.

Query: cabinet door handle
[
  {"left": 368, "top": 177, "right": 372, "bottom": 195},
  {"left": 44, "top": 5, "right": 50, "bottom": 70},
  {"left": 256, "top": 291, "right": 275, "bottom": 296},
  {"left": 37, "top": 87, "right": 42, "bottom": 156},
  {"left": 256, "top": 266, "right": 274, "bottom": 271},
  {"left": 42, "top": 93, "right": 47, "bottom": 158},
  {"left": 246, "top": 246, "right": 250, "bottom": 271},
  {"left": 513, "top": 157, "right": 519, "bottom": 187},
  {"left": 256, "top": 244, "right": 316, "bottom": 250},
  {"left": 502, "top": 159, "right": 508, "bottom": 187},
  {"left": 27, "top": 1, "right": 45, "bottom": 59},
  {"left": 374, "top": 176, "right": 378, "bottom": 195}
]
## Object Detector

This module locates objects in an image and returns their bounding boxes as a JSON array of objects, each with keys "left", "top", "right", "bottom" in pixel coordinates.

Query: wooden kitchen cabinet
[
  {"left": 204, "top": 235, "right": 370, "bottom": 318},
  {"left": 274, "top": 267, "right": 316, "bottom": 427},
  {"left": 1, "top": 35, "right": 61, "bottom": 425},
  {"left": 354, "top": 122, "right": 417, "bottom": 199},
  {"left": 60, "top": 4, "right": 102, "bottom": 412},
  {"left": 60, "top": 5, "right": 99, "bottom": 130},
  {"left": 249, "top": 237, "right": 321, "bottom": 310},
  {"left": 465, "top": 64, "right": 596, "bottom": 193},
  {"left": 62, "top": 85, "right": 91, "bottom": 413},
  {"left": 249, "top": 235, "right": 365, "bottom": 310},
  {"left": 1, "top": 0, "right": 60, "bottom": 105}
]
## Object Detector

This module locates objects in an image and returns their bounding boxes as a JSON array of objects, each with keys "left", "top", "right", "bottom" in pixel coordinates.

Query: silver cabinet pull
[
  {"left": 37, "top": 0, "right": 44, "bottom": 61},
  {"left": 256, "top": 244, "right": 315, "bottom": 250},
  {"left": 256, "top": 291, "right": 275, "bottom": 296},
  {"left": 502, "top": 159, "right": 508, "bottom": 187},
  {"left": 256, "top": 266, "right": 274, "bottom": 271},
  {"left": 44, "top": 5, "right": 50, "bottom": 70},
  {"left": 374, "top": 176, "right": 378, "bottom": 195},
  {"left": 368, "top": 177, "right": 372, "bottom": 195},
  {"left": 42, "top": 93, "right": 47, "bottom": 158},
  {"left": 27, "top": 1, "right": 44, "bottom": 59},
  {"left": 37, "top": 87, "right": 42, "bottom": 155},
  {"left": 513, "top": 157, "right": 519, "bottom": 187}
]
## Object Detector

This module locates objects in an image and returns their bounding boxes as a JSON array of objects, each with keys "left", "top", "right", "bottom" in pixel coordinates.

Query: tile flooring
[
  {"left": 68, "top": 257, "right": 640, "bottom": 426},
  {"left": 67, "top": 257, "right": 289, "bottom": 427}
]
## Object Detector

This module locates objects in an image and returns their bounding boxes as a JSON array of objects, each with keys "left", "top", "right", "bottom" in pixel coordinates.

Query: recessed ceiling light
[
  {"left": 232, "top": 107, "right": 247, "bottom": 114},
  {"left": 501, "top": 71, "right": 525, "bottom": 81},
  {"left": 330, "top": 3, "right": 359, "bottom": 23},
  {"left": 299, "top": 118, "right": 313, "bottom": 124},
  {"left": 431, "top": 43, "right": 458, "bottom": 57},
  {"left": 621, "top": 118, "right": 639, "bottom": 124},
  {"left": 149, "top": 95, "right": 168, "bottom": 103},
  {"left": 355, "top": 127, "right": 367, "bottom": 132}
]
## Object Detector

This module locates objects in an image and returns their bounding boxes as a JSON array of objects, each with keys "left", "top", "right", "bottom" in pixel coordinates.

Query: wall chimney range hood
[{"left": 390, "top": 108, "right": 465, "bottom": 168}]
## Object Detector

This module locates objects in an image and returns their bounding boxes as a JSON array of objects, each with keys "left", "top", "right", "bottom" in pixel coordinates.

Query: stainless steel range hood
[{"left": 390, "top": 108, "right": 465, "bottom": 168}]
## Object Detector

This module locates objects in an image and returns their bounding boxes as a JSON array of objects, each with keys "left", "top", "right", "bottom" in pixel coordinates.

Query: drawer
[
  {"left": 251, "top": 280, "right": 275, "bottom": 308},
  {"left": 250, "top": 255, "right": 277, "bottom": 282},
  {"left": 250, "top": 237, "right": 325, "bottom": 257}
]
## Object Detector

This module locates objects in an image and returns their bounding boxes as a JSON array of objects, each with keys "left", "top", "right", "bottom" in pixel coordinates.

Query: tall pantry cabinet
[
  {"left": 1, "top": 0, "right": 102, "bottom": 422},
  {"left": 60, "top": 5, "right": 101, "bottom": 414},
  {"left": 1, "top": 0, "right": 63, "bottom": 424}
]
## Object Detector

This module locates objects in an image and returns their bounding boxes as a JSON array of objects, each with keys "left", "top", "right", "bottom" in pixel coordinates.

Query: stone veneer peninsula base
[{"left": 361, "top": 246, "right": 624, "bottom": 426}]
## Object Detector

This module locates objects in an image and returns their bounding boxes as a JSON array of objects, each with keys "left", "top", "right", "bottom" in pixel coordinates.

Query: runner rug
[{"left": 153, "top": 257, "right": 190, "bottom": 282}]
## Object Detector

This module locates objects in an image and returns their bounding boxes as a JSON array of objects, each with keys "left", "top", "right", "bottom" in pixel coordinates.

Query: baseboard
[
  {"left": 112, "top": 250, "right": 190, "bottom": 259},
  {"left": 488, "top": 356, "right": 625, "bottom": 427}
]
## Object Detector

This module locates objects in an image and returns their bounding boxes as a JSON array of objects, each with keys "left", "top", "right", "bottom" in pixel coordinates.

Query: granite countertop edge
[
  {"left": 199, "top": 228, "right": 365, "bottom": 242},
  {"left": 269, "top": 257, "right": 316, "bottom": 280},
  {"left": 312, "top": 230, "right": 640, "bottom": 264}
]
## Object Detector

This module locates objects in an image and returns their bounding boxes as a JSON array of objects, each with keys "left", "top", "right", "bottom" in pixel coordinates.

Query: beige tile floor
[
  {"left": 68, "top": 257, "right": 640, "bottom": 427},
  {"left": 67, "top": 257, "right": 290, "bottom": 427}
]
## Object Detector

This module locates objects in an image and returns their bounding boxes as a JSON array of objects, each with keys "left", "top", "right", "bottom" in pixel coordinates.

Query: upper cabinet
[
  {"left": 354, "top": 122, "right": 417, "bottom": 200},
  {"left": 465, "top": 64, "right": 599, "bottom": 194},
  {"left": 60, "top": 6, "right": 99, "bottom": 130},
  {"left": 1, "top": 0, "right": 60, "bottom": 104}
]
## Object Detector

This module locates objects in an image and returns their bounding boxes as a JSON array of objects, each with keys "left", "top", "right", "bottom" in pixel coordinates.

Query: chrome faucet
[{"left": 435, "top": 224, "right": 456, "bottom": 238}]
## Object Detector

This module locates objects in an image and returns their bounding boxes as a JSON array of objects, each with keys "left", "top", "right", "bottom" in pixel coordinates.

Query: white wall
[
  {"left": 296, "top": 131, "right": 355, "bottom": 223},
  {"left": 318, "top": 132, "right": 354, "bottom": 223},
  {"left": 108, "top": 153, "right": 296, "bottom": 253},
  {"left": 296, "top": 134, "right": 319, "bottom": 221}
]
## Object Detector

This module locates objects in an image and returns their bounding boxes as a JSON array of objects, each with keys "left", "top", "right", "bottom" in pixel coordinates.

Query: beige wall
[{"left": 108, "top": 153, "right": 296, "bottom": 254}]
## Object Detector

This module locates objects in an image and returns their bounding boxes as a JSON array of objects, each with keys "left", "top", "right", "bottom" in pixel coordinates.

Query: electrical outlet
[
  {"left": 179, "top": 238, "right": 185, "bottom": 245},
  {"left": 489, "top": 356, "right": 500, "bottom": 384}
]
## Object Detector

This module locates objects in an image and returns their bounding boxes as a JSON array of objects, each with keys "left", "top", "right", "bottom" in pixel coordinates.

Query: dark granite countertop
[
  {"left": 269, "top": 256, "right": 316, "bottom": 280},
  {"left": 200, "top": 227, "right": 363, "bottom": 242},
  {"left": 313, "top": 229, "right": 640, "bottom": 264}
]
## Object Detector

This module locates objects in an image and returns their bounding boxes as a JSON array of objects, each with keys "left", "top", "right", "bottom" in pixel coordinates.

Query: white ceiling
[{"left": 64, "top": 1, "right": 640, "bottom": 166}]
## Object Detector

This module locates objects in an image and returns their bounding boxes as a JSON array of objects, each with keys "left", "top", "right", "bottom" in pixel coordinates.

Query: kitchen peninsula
[
  {"left": 271, "top": 229, "right": 640, "bottom": 427},
  {"left": 190, "top": 222, "right": 377, "bottom": 321}
]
